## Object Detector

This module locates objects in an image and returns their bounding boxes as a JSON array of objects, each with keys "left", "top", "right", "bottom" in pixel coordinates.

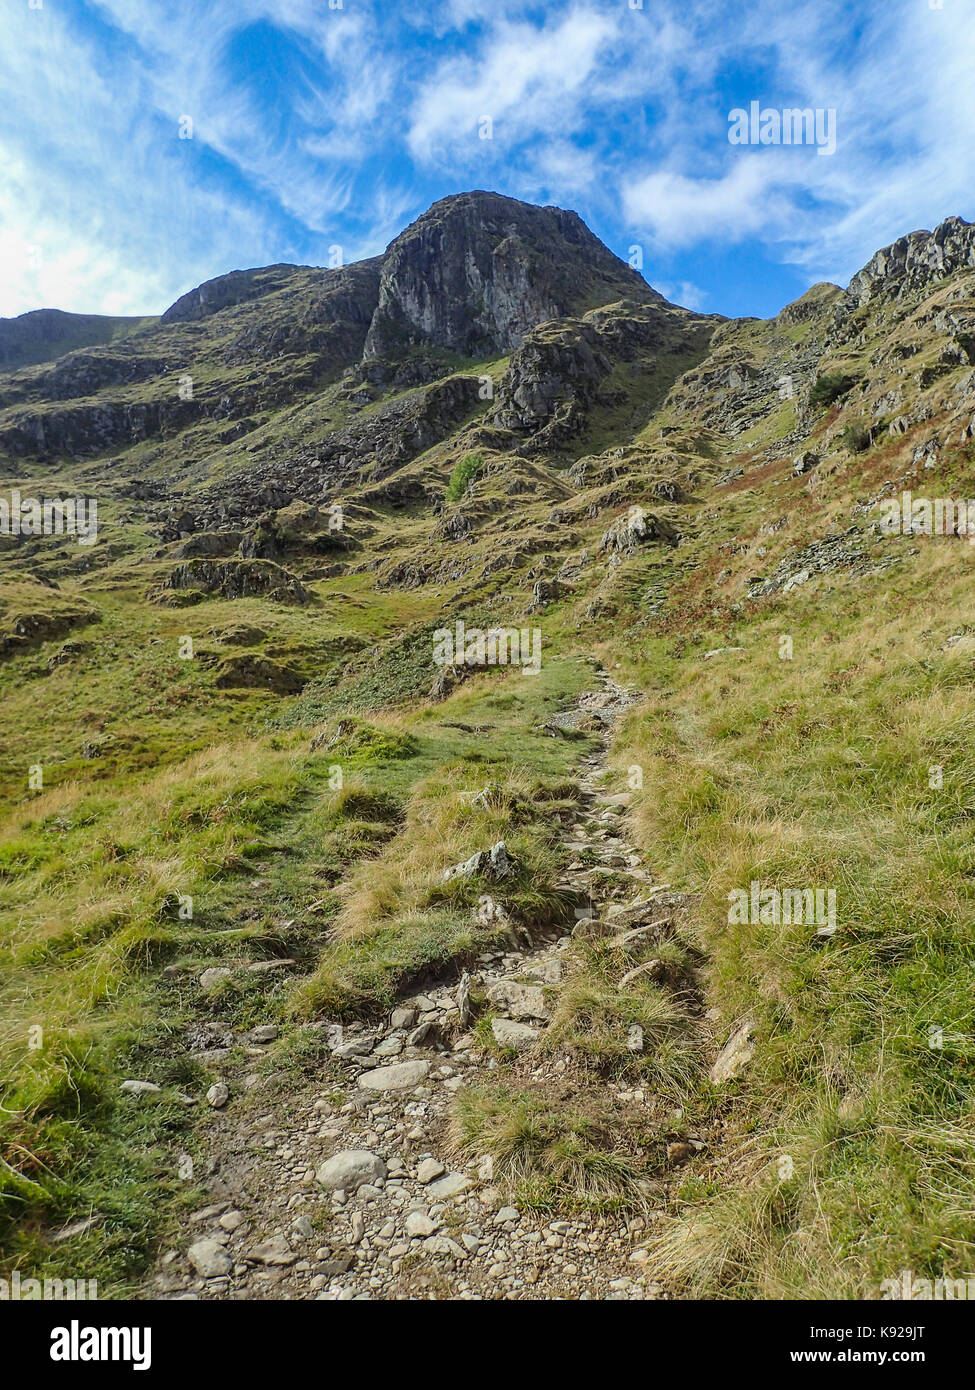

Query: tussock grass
[
  {"left": 450, "top": 1086, "right": 649, "bottom": 1208},
  {"left": 0, "top": 640, "right": 594, "bottom": 1285},
  {"left": 0, "top": 733, "right": 336, "bottom": 1272},
  {"left": 544, "top": 954, "right": 701, "bottom": 1094},
  {"left": 294, "top": 762, "right": 571, "bottom": 1016},
  {"left": 450, "top": 907, "right": 704, "bottom": 1210},
  {"left": 607, "top": 533, "right": 975, "bottom": 1297}
]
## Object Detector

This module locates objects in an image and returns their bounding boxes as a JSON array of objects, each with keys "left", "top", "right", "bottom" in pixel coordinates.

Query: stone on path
[
  {"left": 358, "top": 1059, "right": 431, "bottom": 1091},
  {"left": 426, "top": 1173, "right": 471, "bottom": 1200},
  {"left": 248, "top": 1234, "right": 296, "bottom": 1266},
  {"left": 710, "top": 1019, "right": 756, "bottom": 1084},
  {"left": 405, "top": 1211, "right": 438, "bottom": 1237},
  {"left": 187, "top": 1238, "right": 232, "bottom": 1278},
  {"left": 416, "top": 1158, "right": 446, "bottom": 1184},
  {"left": 456, "top": 971, "right": 473, "bottom": 1026},
  {"left": 317, "top": 1150, "right": 387, "bottom": 1192},
  {"left": 206, "top": 1082, "right": 230, "bottom": 1109},
  {"left": 491, "top": 1018, "right": 539, "bottom": 1050},
  {"left": 485, "top": 978, "right": 548, "bottom": 1021}
]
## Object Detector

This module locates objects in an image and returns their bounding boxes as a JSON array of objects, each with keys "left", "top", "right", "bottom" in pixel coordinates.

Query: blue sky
[{"left": 1, "top": 0, "right": 973, "bottom": 322}]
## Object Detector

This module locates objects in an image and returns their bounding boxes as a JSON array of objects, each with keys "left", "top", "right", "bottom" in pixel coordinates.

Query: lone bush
[
  {"left": 809, "top": 372, "right": 857, "bottom": 410},
  {"left": 446, "top": 452, "right": 485, "bottom": 503}
]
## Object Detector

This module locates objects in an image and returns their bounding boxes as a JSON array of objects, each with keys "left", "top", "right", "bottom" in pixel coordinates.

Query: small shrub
[
  {"left": 808, "top": 372, "right": 857, "bottom": 410},
  {"left": 445, "top": 452, "right": 485, "bottom": 503},
  {"left": 840, "top": 418, "right": 872, "bottom": 453}
]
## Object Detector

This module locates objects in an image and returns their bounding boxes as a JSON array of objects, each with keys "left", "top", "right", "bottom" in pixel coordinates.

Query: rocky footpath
[{"left": 143, "top": 677, "right": 696, "bottom": 1302}]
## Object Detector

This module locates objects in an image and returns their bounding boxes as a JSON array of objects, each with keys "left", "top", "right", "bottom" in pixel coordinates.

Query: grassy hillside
[
  {"left": 2, "top": 205, "right": 975, "bottom": 1298},
  {"left": 602, "top": 467, "right": 975, "bottom": 1297}
]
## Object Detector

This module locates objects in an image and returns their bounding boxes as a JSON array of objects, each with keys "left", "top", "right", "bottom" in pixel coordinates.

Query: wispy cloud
[
  {"left": 623, "top": 160, "right": 804, "bottom": 249},
  {"left": 617, "top": 0, "right": 975, "bottom": 285},
  {"left": 407, "top": 8, "right": 620, "bottom": 161},
  {"left": 0, "top": 0, "right": 972, "bottom": 319}
]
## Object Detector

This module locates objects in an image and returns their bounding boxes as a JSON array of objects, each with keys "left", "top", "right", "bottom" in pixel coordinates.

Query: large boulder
[
  {"left": 316, "top": 1149, "right": 387, "bottom": 1192},
  {"left": 165, "top": 558, "right": 309, "bottom": 605},
  {"left": 599, "top": 505, "right": 679, "bottom": 555}
]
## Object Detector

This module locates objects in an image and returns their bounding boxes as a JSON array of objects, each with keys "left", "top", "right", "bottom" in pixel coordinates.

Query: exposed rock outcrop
[
  {"left": 847, "top": 216, "right": 975, "bottom": 306},
  {"left": 493, "top": 298, "right": 716, "bottom": 451},
  {"left": 599, "top": 506, "right": 679, "bottom": 555},
  {"left": 163, "top": 558, "right": 310, "bottom": 604},
  {"left": 213, "top": 654, "right": 306, "bottom": 693},
  {"left": 363, "top": 191, "right": 659, "bottom": 360},
  {"left": 160, "top": 264, "right": 311, "bottom": 324}
]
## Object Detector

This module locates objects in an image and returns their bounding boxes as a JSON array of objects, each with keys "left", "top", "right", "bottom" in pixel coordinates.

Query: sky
[{"left": 1, "top": 0, "right": 973, "bottom": 322}]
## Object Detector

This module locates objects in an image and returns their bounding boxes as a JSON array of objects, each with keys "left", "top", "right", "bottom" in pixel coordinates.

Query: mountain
[
  {"left": 362, "top": 189, "right": 662, "bottom": 359},
  {"left": 0, "top": 192, "right": 691, "bottom": 473},
  {"left": 2, "top": 192, "right": 975, "bottom": 1303},
  {"left": 0, "top": 306, "right": 149, "bottom": 372}
]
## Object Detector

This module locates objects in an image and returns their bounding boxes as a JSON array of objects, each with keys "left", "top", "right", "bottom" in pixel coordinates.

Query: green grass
[
  {"left": 3, "top": 240, "right": 975, "bottom": 1303},
  {"left": 450, "top": 1085, "right": 650, "bottom": 1208},
  {"left": 0, "top": 547, "right": 594, "bottom": 1291},
  {"left": 603, "top": 501, "right": 975, "bottom": 1298}
]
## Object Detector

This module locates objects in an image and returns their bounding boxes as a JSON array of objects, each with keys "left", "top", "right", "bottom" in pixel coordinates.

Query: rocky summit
[{"left": 3, "top": 190, "right": 975, "bottom": 1304}]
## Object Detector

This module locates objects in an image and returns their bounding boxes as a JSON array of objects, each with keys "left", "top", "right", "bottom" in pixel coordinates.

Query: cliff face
[
  {"left": 362, "top": 191, "right": 660, "bottom": 360},
  {"left": 3, "top": 196, "right": 975, "bottom": 498},
  {"left": 0, "top": 191, "right": 683, "bottom": 469}
]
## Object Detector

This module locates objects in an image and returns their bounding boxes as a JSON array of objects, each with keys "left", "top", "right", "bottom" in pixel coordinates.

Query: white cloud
[
  {"left": 0, "top": 0, "right": 407, "bottom": 314},
  {"left": 407, "top": 8, "right": 620, "bottom": 160},
  {"left": 522, "top": 141, "right": 599, "bottom": 200},
  {"left": 618, "top": 0, "right": 975, "bottom": 287},
  {"left": 623, "top": 159, "right": 803, "bottom": 249},
  {"left": 1, "top": 0, "right": 974, "bottom": 318},
  {"left": 655, "top": 279, "right": 709, "bottom": 312}
]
